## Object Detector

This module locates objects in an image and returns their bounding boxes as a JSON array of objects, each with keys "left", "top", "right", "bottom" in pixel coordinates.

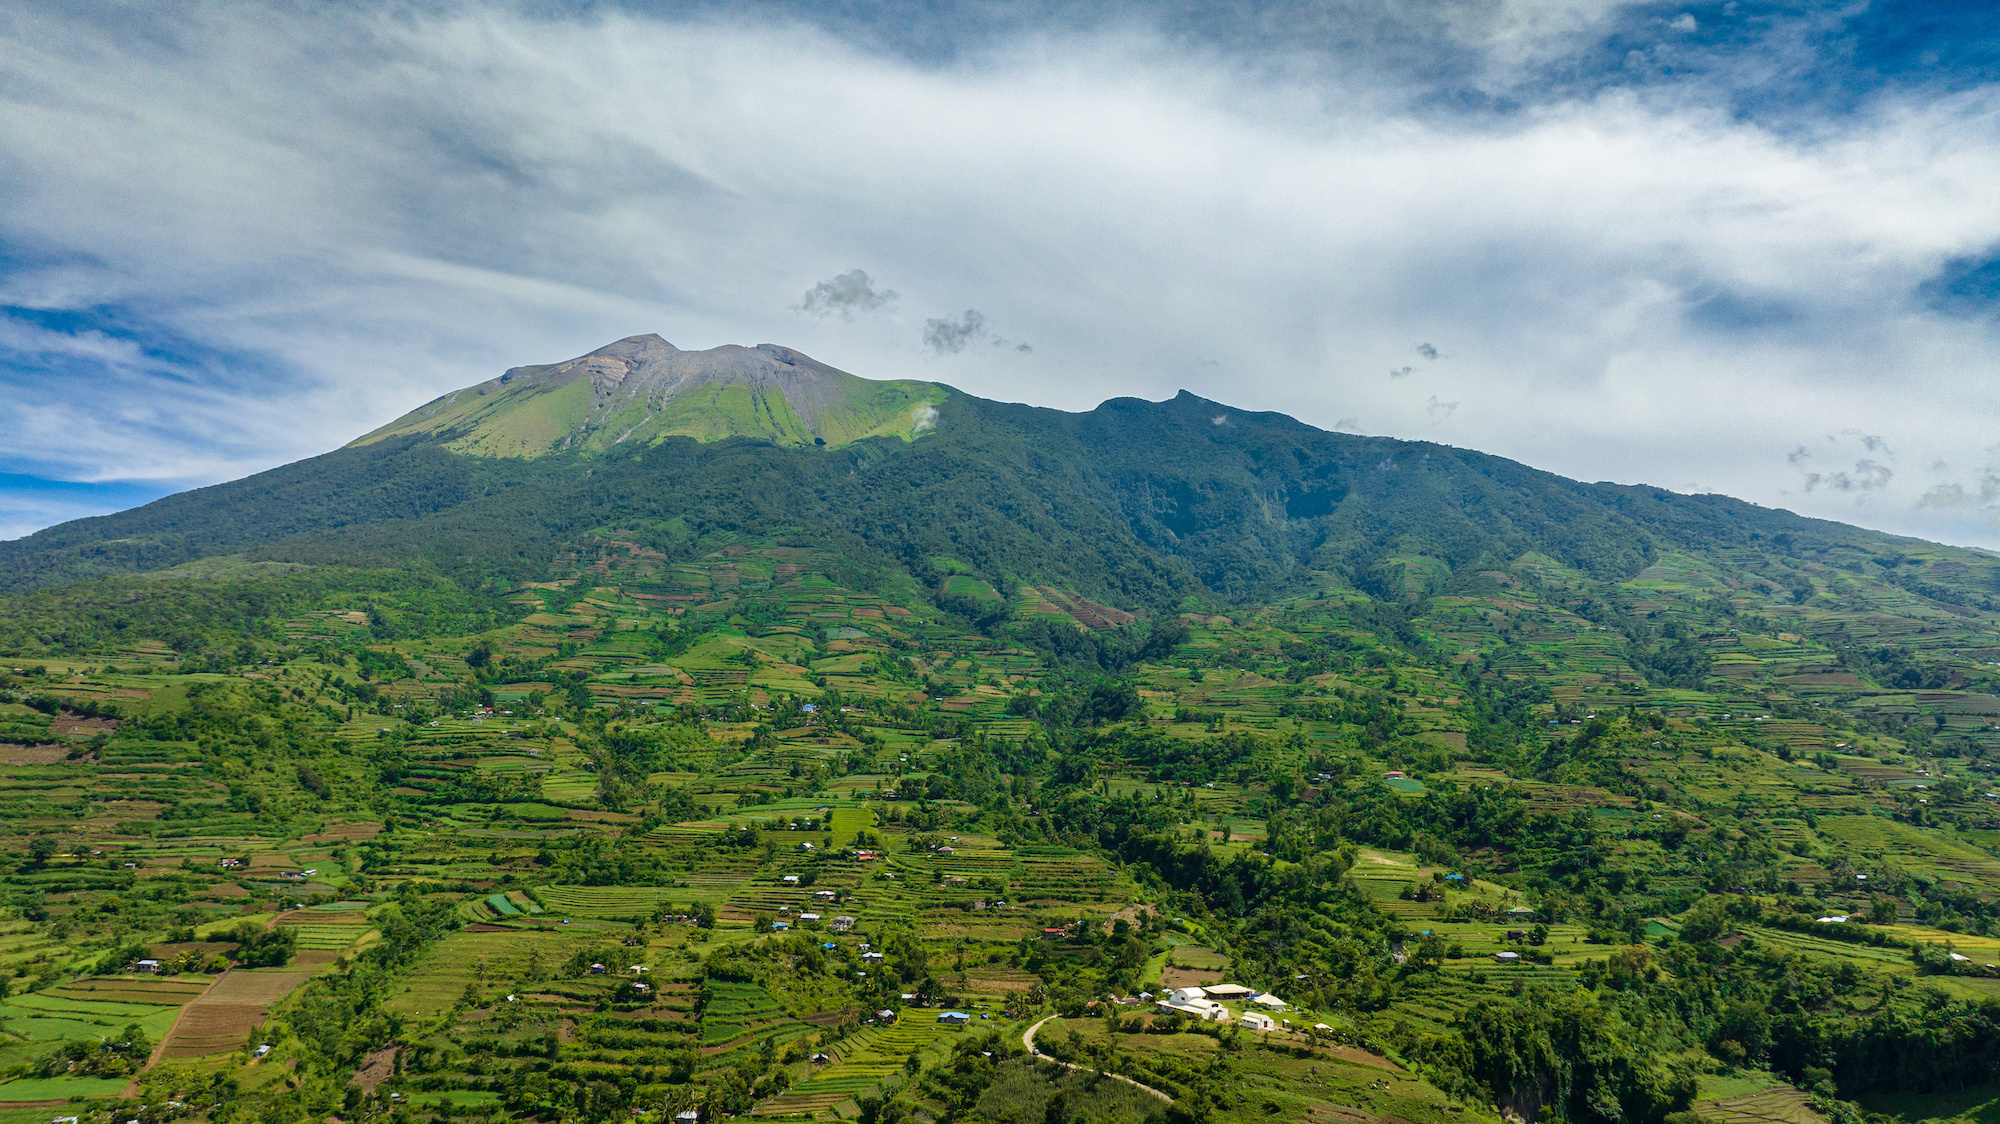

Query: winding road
[{"left": 1021, "top": 1015, "right": 1175, "bottom": 1104}]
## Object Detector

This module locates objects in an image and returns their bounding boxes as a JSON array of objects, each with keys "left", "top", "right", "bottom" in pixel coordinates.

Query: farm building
[
  {"left": 1494, "top": 951, "right": 1521, "bottom": 964},
  {"left": 1156, "top": 999, "right": 1229, "bottom": 1021},
  {"left": 1240, "top": 1012, "right": 1276, "bottom": 1031},
  {"left": 1251, "top": 993, "right": 1287, "bottom": 1010},
  {"left": 938, "top": 1011, "right": 971, "bottom": 1025},
  {"left": 1204, "top": 983, "right": 1253, "bottom": 999}
]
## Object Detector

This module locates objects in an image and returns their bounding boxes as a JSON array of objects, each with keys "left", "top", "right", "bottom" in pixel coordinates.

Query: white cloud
[{"left": 0, "top": 3, "right": 1996, "bottom": 546}]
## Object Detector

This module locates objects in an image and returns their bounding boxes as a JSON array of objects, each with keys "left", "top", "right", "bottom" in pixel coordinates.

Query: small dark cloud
[
  {"left": 1334, "top": 416, "right": 1359, "bottom": 432},
  {"left": 796, "top": 269, "right": 897, "bottom": 320},
  {"left": 1803, "top": 459, "right": 1892, "bottom": 492},
  {"left": 1919, "top": 460, "right": 2000, "bottom": 514},
  {"left": 1015, "top": 342, "right": 1032, "bottom": 353},
  {"left": 1787, "top": 445, "right": 1811, "bottom": 466},
  {"left": 1415, "top": 342, "right": 1438, "bottom": 360},
  {"left": 1839, "top": 430, "right": 1892, "bottom": 455},
  {"left": 922, "top": 309, "right": 985, "bottom": 354},
  {"left": 1425, "top": 395, "right": 1458, "bottom": 418},
  {"left": 1389, "top": 365, "right": 1415, "bottom": 379}
]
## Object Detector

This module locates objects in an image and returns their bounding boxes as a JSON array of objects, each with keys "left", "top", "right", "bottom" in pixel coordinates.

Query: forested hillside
[{"left": 1, "top": 346, "right": 1998, "bottom": 1124}]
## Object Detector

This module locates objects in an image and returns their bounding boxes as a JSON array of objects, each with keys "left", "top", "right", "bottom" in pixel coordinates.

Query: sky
[{"left": 2, "top": 0, "right": 1999, "bottom": 546}]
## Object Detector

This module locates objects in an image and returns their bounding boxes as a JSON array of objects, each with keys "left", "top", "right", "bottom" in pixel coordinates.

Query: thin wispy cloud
[{"left": 0, "top": 1, "right": 1996, "bottom": 547}]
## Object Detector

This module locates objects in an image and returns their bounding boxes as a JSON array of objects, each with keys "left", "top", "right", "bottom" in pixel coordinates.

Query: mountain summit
[
  {"left": 350, "top": 334, "right": 945, "bottom": 457},
  {"left": 9, "top": 333, "right": 1991, "bottom": 612}
]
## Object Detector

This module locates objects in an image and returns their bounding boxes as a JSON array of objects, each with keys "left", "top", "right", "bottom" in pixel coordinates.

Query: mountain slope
[
  {"left": 6, "top": 335, "right": 1994, "bottom": 615},
  {"left": 350, "top": 334, "right": 945, "bottom": 456}
]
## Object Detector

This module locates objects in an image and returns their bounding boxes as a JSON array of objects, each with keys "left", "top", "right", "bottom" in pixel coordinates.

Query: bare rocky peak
[{"left": 518, "top": 333, "right": 859, "bottom": 431}]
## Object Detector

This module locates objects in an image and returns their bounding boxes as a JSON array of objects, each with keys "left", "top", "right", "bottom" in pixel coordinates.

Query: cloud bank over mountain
[{"left": 1, "top": 1, "right": 1997, "bottom": 544}]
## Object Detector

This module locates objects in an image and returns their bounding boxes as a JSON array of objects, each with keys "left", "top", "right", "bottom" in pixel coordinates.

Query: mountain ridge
[{"left": 3, "top": 336, "right": 1988, "bottom": 617}]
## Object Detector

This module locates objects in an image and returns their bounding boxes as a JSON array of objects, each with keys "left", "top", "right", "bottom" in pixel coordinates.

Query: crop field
[
  {"left": 159, "top": 969, "right": 316, "bottom": 1059},
  {"left": 0, "top": 988, "right": 184, "bottom": 1069}
]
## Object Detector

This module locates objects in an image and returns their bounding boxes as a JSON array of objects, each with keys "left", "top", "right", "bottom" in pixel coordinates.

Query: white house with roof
[{"left": 1240, "top": 1011, "right": 1276, "bottom": 1031}]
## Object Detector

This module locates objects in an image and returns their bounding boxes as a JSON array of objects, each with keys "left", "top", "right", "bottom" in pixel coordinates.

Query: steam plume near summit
[{"left": 2, "top": 1, "right": 1999, "bottom": 544}]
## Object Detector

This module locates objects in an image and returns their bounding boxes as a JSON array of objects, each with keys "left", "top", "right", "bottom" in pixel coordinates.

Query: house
[
  {"left": 629, "top": 965, "right": 649, "bottom": 974},
  {"left": 1155, "top": 999, "right": 1229, "bottom": 1021},
  {"left": 1168, "top": 986, "right": 1208, "bottom": 1004},
  {"left": 1251, "top": 994, "right": 1287, "bottom": 1010},
  {"left": 938, "top": 1011, "right": 972, "bottom": 1025},
  {"left": 800, "top": 912, "right": 821, "bottom": 923},
  {"left": 631, "top": 982, "right": 651, "bottom": 994},
  {"left": 589, "top": 963, "right": 606, "bottom": 974},
  {"left": 1506, "top": 907, "right": 1537, "bottom": 918},
  {"left": 1816, "top": 915, "right": 1850, "bottom": 924},
  {"left": 877, "top": 1009, "right": 898, "bottom": 1022},
  {"left": 782, "top": 874, "right": 801, "bottom": 884},
  {"left": 862, "top": 951, "right": 885, "bottom": 961},
  {"left": 1505, "top": 930, "right": 1527, "bottom": 941},
  {"left": 771, "top": 922, "right": 790, "bottom": 931},
  {"left": 813, "top": 889, "right": 838, "bottom": 900},
  {"left": 219, "top": 858, "right": 242, "bottom": 868},
  {"left": 1240, "top": 1011, "right": 1276, "bottom": 1031},
  {"left": 1494, "top": 951, "right": 1521, "bottom": 964},
  {"left": 1204, "top": 983, "right": 1253, "bottom": 999},
  {"left": 135, "top": 959, "right": 161, "bottom": 974},
  {"left": 677, "top": 1111, "right": 701, "bottom": 1124},
  {"left": 831, "top": 915, "right": 856, "bottom": 931},
  {"left": 1384, "top": 771, "right": 1406, "bottom": 779},
  {"left": 800, "top": 842, "right": 815, "bottom": 851}
]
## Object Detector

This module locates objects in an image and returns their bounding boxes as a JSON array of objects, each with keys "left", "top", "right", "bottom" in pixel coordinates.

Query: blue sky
[{"left": 2, "top": 0, "right": 1998, "bottom": 544}]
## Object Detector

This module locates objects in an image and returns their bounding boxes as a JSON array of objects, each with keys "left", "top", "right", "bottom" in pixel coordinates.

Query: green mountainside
[{"left": 1, "top": 337, "right": 1999, "bottom": 1124}]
